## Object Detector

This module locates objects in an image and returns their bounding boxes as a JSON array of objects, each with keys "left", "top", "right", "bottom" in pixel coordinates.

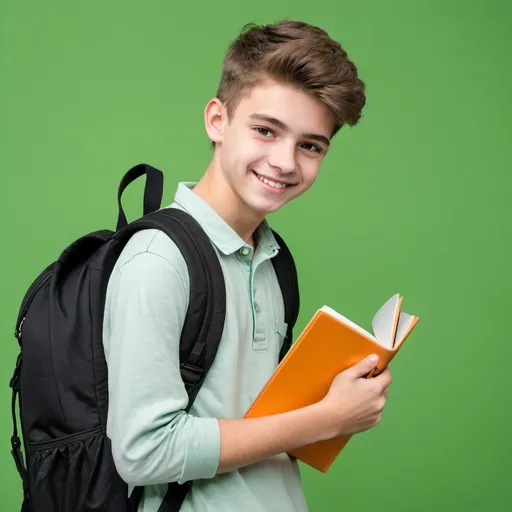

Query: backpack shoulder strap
[
  {"left": 117, "top": 207, "right": 226, "bottom": 406},
  {"left": 270, "top": 229, "right": 300, "bottom": 361},
  {"left": 118, "top": 207, "right": 227, "bottom": 512}
]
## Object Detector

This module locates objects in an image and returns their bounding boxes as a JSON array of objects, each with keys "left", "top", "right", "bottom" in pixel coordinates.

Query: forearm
[{"left": 217, "top": 402, "right": 328, "bottom": 474}]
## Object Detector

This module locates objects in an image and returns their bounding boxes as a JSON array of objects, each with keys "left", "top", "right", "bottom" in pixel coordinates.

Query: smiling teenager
[{"left": 102, "top": 20, "right": 392, "bottom": 512}]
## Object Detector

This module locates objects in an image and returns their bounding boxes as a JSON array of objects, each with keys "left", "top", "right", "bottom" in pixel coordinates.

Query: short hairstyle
[{"left": 215, "top": 20, "right": 366, "bottom": 139}]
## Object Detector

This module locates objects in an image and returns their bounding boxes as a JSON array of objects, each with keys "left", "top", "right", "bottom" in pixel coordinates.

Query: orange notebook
[{"left": 244, "top": 293, "right": 419, "bottom": 473}]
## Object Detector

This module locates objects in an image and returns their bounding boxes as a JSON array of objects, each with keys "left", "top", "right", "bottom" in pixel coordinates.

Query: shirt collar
[{"left": 171, "top": 182, "right": 280, "bottom": 257}]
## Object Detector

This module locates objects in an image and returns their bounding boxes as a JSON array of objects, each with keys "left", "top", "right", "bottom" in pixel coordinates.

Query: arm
[
  {"left": 104, "top": 249, "right": 221, "bottom": 487},
  {"left": 216, "top": 403, "right": 328, "bottom": 474}
]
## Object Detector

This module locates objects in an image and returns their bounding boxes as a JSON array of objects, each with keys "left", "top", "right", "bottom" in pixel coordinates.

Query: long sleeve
[{"left": 103, "top": 249, "right": 221, "bottom": 487}]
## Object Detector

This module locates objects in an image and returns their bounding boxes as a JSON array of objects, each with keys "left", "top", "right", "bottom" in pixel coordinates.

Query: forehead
[{"left": 233, "top": 80, "right": 334, "bottom": 137}]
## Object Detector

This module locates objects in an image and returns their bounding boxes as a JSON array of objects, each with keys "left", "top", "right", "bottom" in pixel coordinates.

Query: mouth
[{"left": 251, "top": 170, "right": 295, "bottom": 191}]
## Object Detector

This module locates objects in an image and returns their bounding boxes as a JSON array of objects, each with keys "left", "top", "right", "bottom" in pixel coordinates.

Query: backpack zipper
[
  {"left": 12, "top": 268, "right": 53, "bottom": 494},
  {"left": 15, "top": 271, "right": 52, "bottom": 342}
]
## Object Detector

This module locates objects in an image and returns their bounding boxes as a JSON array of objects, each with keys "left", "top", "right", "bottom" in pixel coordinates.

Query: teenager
[{"left": 102, "top": 19, "right": 392, "bottom": 512}]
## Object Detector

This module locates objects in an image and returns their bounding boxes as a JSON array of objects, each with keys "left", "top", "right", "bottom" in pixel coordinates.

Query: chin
[{"left": 244, "top": 196, "right": 289, "bottom": 216}]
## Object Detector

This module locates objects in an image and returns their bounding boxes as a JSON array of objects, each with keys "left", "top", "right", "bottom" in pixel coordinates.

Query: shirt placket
[{"left": 237, "top": 244, "right": 272, "bottom": 351}]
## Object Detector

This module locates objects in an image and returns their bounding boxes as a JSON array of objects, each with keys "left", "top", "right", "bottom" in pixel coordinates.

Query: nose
[{"left": 268, "top": 141, "right": 296, "bottom": 174}]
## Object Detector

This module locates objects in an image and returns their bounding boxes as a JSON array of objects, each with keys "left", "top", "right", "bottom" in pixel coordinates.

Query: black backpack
[{"left": 8, "top": 163, "right": 300, "bottom": 512}]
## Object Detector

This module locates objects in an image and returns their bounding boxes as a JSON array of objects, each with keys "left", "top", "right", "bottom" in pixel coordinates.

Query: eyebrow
[{"left": 249, "top": 113, "right": 331, "bottom": 147}]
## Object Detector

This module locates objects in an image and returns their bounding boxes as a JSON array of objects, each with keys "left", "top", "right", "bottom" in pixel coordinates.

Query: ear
[{"left": 204, "top": 98, "right": 226, "bottom": 144}]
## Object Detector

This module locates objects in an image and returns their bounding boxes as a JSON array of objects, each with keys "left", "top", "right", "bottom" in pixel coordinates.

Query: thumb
[{"left": 346, "top": 354, "right": 379, "bottom": 379}]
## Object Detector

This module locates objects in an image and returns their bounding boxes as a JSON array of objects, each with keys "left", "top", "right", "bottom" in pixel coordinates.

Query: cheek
[
  {"left": 224, "top": 129, "right": 262, "bottom": 167},
  {"left": 238, "top": 140, "right": 268, "bottom": 170},
  {"left": 299, "top": 163, "right": 320, "bottom": 188}
]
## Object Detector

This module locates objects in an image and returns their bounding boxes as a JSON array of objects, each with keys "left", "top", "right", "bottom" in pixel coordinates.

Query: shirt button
[
  {"left": 239, "top": 247, "right": 250, "bottom": 256},
  {"left": 255, "top": 302, "right": 261, "bottom": 313}
]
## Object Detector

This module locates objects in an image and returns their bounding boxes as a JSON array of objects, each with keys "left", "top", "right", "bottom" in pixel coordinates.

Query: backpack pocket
[{"left": 27, "top": 427, "right": 128, "bottom": 511}]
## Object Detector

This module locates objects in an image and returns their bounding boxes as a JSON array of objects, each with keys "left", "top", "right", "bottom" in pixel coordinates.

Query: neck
[{"left": 193, "top": 152, "right": 264, "bottom": 247}]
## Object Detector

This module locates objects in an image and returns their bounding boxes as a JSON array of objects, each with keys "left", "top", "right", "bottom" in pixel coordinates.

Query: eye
[
  {"left": 255, "top": 127, "right": 274, "bottom": 137},
  {"left": 301, "top": 142, "right": 322, "bottom": 153}
]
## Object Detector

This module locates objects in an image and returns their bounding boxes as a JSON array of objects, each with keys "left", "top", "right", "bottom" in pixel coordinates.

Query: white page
[
  {"left": 371, "top": 294, "right": 401, "bottom": 349},
  {"left": 394, "top": 311, "right": 416, "bottom": 347},
  {"left": 320, "top": 305, "right": 378, "bottom": 344}
]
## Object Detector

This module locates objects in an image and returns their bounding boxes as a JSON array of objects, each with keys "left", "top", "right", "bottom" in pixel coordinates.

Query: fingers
[
  {"left": 370, "top": 368, "right": 391, "bottom": 404},
  {"left": 347, "top": 354, "right": 379, "bottom": 379},
  {"left": 375, "top": 367, "right": 392, "bottom": 389},
  {"left": 374, "top": 369, "right": 391, "bottom": 423}
]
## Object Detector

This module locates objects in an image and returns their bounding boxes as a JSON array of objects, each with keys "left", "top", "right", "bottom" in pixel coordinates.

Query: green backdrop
[{"left": 1, "top": 1, "right": 511, "bottom": 510}]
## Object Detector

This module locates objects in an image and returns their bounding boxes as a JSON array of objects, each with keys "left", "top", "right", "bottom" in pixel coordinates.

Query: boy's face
[{"left": 206, "top": 78, "right": 334, "bottom": 217}]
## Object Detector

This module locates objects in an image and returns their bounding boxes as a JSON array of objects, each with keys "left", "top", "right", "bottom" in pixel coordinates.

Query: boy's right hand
[
  {"left": 216, "top": 353, "right": 392, "bottom": 475},
  {"left": 318, "top": 354, "right": 392, "bottom": 439}
]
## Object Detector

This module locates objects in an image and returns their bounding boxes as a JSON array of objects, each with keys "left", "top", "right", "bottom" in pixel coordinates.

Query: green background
[{"left": 1, "top": 1, "right": 511, "bottom": 510}]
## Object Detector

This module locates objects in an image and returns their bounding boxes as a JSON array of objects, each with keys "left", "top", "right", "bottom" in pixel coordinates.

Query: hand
[{"left": 318, "top": 354, "right": 392, "bottom": 438}]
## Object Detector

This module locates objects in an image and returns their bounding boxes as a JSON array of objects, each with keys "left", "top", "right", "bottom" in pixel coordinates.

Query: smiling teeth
[{"left": 256, "top": 174, "right": 288, "bottom": 189}]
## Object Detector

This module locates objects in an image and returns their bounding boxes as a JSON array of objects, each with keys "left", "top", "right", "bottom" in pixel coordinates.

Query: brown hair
[{"left": 215, "top": 20, "right": 366, "bottom": 139}]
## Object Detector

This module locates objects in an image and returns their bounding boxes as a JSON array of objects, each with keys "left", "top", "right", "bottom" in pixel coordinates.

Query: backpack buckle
[
  {"left": 11, "top": 435, "right": 21, "bottom": 450},
  {"left": 180, "top": 362, "right": 204, "bottom": 386},
  {"left": 11, "top": 435, "right": 27, "bottom": 479}
]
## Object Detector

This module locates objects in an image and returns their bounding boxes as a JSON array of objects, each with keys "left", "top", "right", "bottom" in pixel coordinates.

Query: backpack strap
[
  {"left": 115, "top": 207, "right": 226, "bottom": 512},
  {"left": 9, "top": 353, "right": 30, "bottom": 508},
  {"left": 116, "top": 163, "right": 164, "bottom": 231},
  {"left": 270, "top": 229, "right": 300, "bottom": 362},
  {"left": 115, "top": 207, "right": 226, "bottom": 408}
]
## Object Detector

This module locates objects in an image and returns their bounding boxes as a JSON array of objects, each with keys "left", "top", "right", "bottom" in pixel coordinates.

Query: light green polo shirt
[{"left": 102, "top": 182, "right": 308, "bottom": 512}]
